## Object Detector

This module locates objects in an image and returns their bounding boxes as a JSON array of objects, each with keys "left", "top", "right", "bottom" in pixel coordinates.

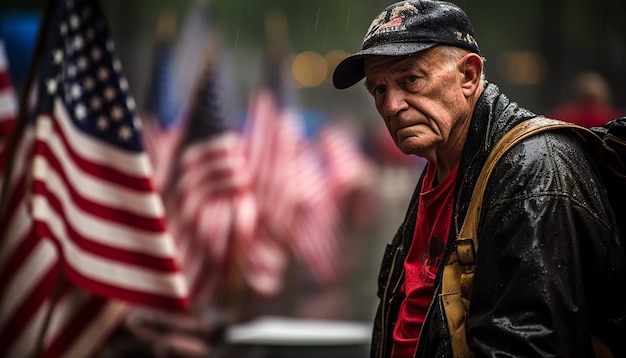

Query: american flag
[
  {"left": 318, "top": 122, "right": 377, "bottom": 236},
  {"left": 163, "top": 47, "right": 258, "bottom": 305},
  {"left": 278, "top": 111, "right": 343, "bottom": 286},
  {"left": 0, "top": 0, "right": 189, "bottom": 356},
  {"left": 239, "top": 88, "right": 292, "bottom": 296},
  {"left": 242, "top": 83, "right": 341, "bottom": 291}
]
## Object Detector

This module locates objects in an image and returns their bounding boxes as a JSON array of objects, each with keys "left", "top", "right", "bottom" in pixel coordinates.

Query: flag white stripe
[
  {"left": 0, "top": 88, "right": 17, "bottom": 119},
  {"left": 0, "top": 40, "right": 9, "bottom": 68}
]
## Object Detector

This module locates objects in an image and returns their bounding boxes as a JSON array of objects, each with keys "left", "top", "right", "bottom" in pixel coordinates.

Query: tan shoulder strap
[{"left": 442, "top": 117, "right": 584, "bottom": 358}]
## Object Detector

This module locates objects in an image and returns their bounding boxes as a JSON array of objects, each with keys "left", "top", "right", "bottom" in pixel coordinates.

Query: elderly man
[{"left": 333, "top": 1, "right": 626, "bottom": 357}]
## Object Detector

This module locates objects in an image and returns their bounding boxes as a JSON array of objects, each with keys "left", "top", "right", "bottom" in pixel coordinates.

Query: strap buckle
[{"left": 455, "top": 238, "right": 476, "bottom": 266}]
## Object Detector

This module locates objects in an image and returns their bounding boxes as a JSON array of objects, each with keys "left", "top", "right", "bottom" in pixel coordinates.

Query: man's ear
[{"left": 460, "top": 53, "right": 483, "bottom": 97}]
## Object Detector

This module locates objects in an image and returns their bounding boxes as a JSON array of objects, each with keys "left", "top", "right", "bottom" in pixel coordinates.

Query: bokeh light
[
  {"left": 291, "top": 50, "right": 327, "bottom": 88},
  {"left": 497, "top": 50, "right": 548, "bottom": 85}
]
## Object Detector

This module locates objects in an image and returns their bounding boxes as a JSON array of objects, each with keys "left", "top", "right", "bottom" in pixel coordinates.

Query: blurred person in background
[
  {"left": 546, "top": 70, "right": 625, "bottom": 128},
  {"left": 332, "top": 1, "right": 626, "bottom": 357}
]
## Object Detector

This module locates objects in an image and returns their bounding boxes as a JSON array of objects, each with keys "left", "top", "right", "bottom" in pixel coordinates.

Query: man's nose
[{"left": 382, "top": 89, "right": 409, "bottom": 117}]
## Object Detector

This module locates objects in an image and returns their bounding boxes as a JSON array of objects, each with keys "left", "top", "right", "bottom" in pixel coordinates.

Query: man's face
[{"left": 363, "top": 48, "right": 471, "bottom": 159}]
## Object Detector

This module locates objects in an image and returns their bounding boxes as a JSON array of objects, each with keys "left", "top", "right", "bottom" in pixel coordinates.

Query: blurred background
[{"left": 1, "top": 0, "right": 625, "bottom": 356}]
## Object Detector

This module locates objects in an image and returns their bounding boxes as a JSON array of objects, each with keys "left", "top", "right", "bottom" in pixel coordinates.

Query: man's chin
[{"left": 398, "top": 138, "right": 433, "bottom": 156}]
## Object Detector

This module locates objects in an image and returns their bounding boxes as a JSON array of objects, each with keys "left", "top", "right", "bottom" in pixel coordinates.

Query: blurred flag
[
  {"left": 163, "top": 47, "right": 257, "bottom": 305},
  {"left": 317, "top": 123, "right": 371, "bottom": 199},
  {"left": 172, "top": 0, "right": 218, "bottom": 115},
  {"left": 241, "top": 12, "right": 342, "bottom": 291},
  {"left": 0, "top": 0, "right": 189, "bottom": 356},
  {"left": 144, "top": 11, "right": 179, "bottom": 129},
  {"left": 283, "top": 119, "right": 343, "bottom": 285},
  {"left": 239, "top": 88, "right": 290, "bottom": 296},
  {"left": 141, "top": 10, "right": 183, "bottom": 191},
  {"left": 0, "top": 36, "right": 17, "bottom": 168},
  {"left": 243, "top": 91, "right": 342, "bottom": 290},
  {"left": 317, "top": 122, "right": 377, "bottom": 250}
]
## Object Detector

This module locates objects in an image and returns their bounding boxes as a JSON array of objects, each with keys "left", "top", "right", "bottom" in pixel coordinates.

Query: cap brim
[{"left": 332, "top": 42, "right": 438, "bottom": 89}]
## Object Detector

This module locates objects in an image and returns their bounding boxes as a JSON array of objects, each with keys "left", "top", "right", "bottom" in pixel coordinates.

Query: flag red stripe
[
  {"left": 0, "top": 71, "right": 10, "bottom": 88},
  {"left": 0, "top": 118, "right": 13, "bottom": 134}
]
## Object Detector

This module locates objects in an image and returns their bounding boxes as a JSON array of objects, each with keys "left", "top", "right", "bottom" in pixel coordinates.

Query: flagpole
[
  {"left": 0, "top": 0, "right": 53, "bottom": 249},
  {"left": 33, "top": 272, "right": 65, "bottom": 358},
  {"left": 0, "top": 1, "right": 58, "bottom": 356}
]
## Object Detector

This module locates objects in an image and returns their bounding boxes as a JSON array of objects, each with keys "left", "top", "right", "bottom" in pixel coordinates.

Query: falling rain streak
[
  {"left": 234, "top": 26, "right": 240, "bottom": 51},
  {"left": 315, "top": 8, "right": 320, "bottom": 32}
]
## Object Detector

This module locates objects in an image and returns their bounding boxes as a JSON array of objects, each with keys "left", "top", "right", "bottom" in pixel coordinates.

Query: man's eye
[
  {"left": 405, "top": 75, "right": 419, "bottom": 84},
  {"left": 372, "top": 86, "right": 386, "bottom": 95}
]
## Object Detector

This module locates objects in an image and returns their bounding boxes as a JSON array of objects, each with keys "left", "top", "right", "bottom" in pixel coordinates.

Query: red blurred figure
[{"left": 546, "top": 71, "right": 625, "bottom": 128}]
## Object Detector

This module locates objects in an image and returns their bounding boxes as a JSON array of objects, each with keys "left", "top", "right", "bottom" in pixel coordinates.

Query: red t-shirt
[{"left": 391, "top": 163, "right": 458, "bottom": 358}]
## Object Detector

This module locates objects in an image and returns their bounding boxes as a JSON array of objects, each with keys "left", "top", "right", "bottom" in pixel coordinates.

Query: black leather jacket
[{"left": 370, "top": 83, "right": 626, "bottom": 358}]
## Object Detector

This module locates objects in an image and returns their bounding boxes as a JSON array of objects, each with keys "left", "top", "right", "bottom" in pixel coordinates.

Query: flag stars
[
  {"left": 73, "top": 35, "right": 84, "bottom": 50},
  {"left": 71, "top": 83, "right": 81, "bottom": 99},
  {"left": 111, "top": 106, "right": 124, "bottom": 121},
  {"left": 53, "top": 50, "right": 63, "bottom": 64},
  {"left": 60, "top": 22, "right": 68, "bottom": 35},
  {"left": 97, "top": 115, "right": 109, "bottom": 131},
  {"left": 70, "top": 14, "right": 80, "bottom": 30},
  {"left": 126, "top": 97, "right": 136, "bottom": 111},
  {"left": 86, "top": 28, "right": 95, "bottom": 41},
  {"left": 113, "top": 59, "right": 122, "bottom": 73},
  {"left": 67, "top": 65, "right": 77, "bottom": 77},
  {"left": 90, "top": 97, "right": 102, "bottom": 111},
  {"left": 97, "top": 67, "right": 109, "bottom": 81},
  {"left": 106, "top": 40, "right": 115, "bottom": 52},
  {"left": 75, "top": 103, "right": 87, "bottom": 120},
  {"left": 65, "top": 43, "right": 75, "bottom": 57},
  {"left": 84, "top": 76, "right": 95, "bottom": 91},
  {"left": 119, "top": 78, "right": 129, "bottom": 91},
  {"left": 91, "top": 47, "right": 102, "bottom": 62},
  {"left": 46, "top": 79, "right": 58, "bottom": 94},
  {"left": 118, "top": 125, "right": 132, "bottom": 142},
  {"left": 104, "top": 87, "right": 116, "bottom": 101},
  {"left": 78, "top": 56, "right": 89, "bottom": 71}
]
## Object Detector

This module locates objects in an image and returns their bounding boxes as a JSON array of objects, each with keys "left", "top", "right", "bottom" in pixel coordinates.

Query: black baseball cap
[{"left": 333, "top": 0, "right": 480, "bottom": 89}]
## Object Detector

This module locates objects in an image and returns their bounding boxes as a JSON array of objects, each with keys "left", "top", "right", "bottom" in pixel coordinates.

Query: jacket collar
[{"left": 453, "top": 82, "right": 536, "bottom": 234}]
